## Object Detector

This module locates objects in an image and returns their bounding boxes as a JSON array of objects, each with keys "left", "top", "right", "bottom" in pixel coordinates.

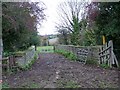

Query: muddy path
[{"left": 3, "top": 53, "right": 119, "bottom": 88}]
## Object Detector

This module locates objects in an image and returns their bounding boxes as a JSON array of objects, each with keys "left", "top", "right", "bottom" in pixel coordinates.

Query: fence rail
[
  {"left": 2, "top": 46, "right": 37, "bottom": 71},
  {"left": 55, "top": 41, "right": 119, "bottom": 68},
  {"left": 99, "top": 40, "right": 119, "bottom": 68}
]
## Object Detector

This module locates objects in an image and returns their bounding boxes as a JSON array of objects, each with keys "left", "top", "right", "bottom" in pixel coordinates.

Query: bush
[{"left": 3, "top": 51, "right": 15, "bottom": 57}]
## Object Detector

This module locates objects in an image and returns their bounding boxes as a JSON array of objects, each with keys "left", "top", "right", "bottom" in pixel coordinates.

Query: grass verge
[
  {"left": 99, "top": 63, "right": 110, "bottom": 69},
  {"left": 37, "top": 46, "right": 54, "bottom": 53},
  {"left": 21, "top": 82, "right": 40, "bottom": 88},
  {"left": 55, "top": 50, "right": 77, "bottom": 61},
  {"left": 2, "top": 82, "right": 9, "bottom": 88},
  {"left": 57, "top": 80, "right": 80, "bottom": 88},
  {"left": 19, "top": 52, "right": 38, "bottom": 71}
]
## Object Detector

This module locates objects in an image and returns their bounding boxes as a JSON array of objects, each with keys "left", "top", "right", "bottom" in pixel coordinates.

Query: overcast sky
[
  {"left": 37, "top": 0, "right": 65, "bottom": 35},
  {"left": 37, "top": 0, "right": 90, "bottom": 35}
]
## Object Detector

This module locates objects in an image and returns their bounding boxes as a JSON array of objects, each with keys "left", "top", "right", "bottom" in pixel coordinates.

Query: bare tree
[
  {"left": 56, "top": 26, "right": 70, "bottom": 45},
  {"left": 56, "top": 0, "right": 87, "bottom": 45}
]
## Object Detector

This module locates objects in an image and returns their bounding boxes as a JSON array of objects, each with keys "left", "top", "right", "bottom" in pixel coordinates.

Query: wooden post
[
  {"left": 101, "top": 46, "right": 104, "bottom": 64},
  {"left": 24, "top": 52, "right": 26, "bottom": 66},
  {"left": 109, "top": 40, "right": 113, "bottom": 68},
  {"left": 0, "top": 38, "right": 2, "bottom": 77},
  {"left": 53, "top": 45, "right": 55, "bottom": 52},
  {"left": 112, "top": 51, "right": 119, "bottom": 67},
  {"left": 105, "top": 43, "right": 107, "bottom": 64},
  {"left": 0, "top": 3, "right": 2, "bottom": 87},
  {"left": 98, "top": 48, "right": 101, "bottom": 64},
  {"left": 102, "top": 35, "right": 106, "bottom": 45},
  {"left": 86, "top": 46, "right": 91, "bottom": 64},
  {"left": 110, "top": 41, "right": 114, "bottom": 65}
]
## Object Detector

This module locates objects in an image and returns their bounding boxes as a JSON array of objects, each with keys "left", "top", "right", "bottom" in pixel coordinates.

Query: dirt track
[{"left": 3, "top": 53, "right": 119, "bottom": 88}]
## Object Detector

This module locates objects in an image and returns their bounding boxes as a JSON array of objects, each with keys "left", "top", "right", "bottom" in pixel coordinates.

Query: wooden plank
[
  {"left": 2, "top": 57, "right": 9, "bottom": 60},
  {"left": 99, "top": 41, "right": 112, "bottom": 66},
  {"left": 99, "top": 48, "right": 101, "bottom": 64},
  {"left": 109, "top": 40, "right": 113, "bottom": 68},
  {"left": 104, "top": 43, "right": 108, "bottom": 64},
  {"left": 101, "top": 46, "right": 104, "bottom": 64},
  {"left": 112, "top": 51, "right": 119, "bottom": 67},
  {"left": 2, "top": 57, "right": 10, "bottom": 72},
  {"left": 98, "top": 46, "right": 111, "bottom": 54},
  {"left": 99, "top": 53, "right": 110, "bottom": 57}
]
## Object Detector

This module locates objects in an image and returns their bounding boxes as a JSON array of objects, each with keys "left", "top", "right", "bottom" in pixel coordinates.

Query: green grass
[
  {"left": 55, "top": 50, "right": 77, "bottom": 61},
  {"left": 85, "top": 58, "right": 99, "bottom": 66},
  {"left": 100, "top": 63, "right": 110, "bottom": 69},
  {"left": 37, "top": 46, "right": 54, "bottom": 53},
  {"left": 2, "top": 82, "right": 9, "bottom": 88},
  {"left": 64, "top": 81, "right": 81, "bottom": 88},
  {"left": 21, "top": 82, "right": 40, "bottom": 88},
  {"left": 20, "top": 52, "right": 38, "bottom": 71},
  {"left": 57, "top": 80, "right": 80, "bottom": 88}
]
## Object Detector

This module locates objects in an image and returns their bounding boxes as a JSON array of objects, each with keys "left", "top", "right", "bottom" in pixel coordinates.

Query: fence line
[
  {"left": 54, "top": 45, "right": 100, "bottom": 64},
  {"left": 55, "top": 41, "right": 119, "bottom": 68},
  {"left": 2, "top": 46, "right": 37, "bottom": 71},
  {"left": 99, "top": 40, "right": 119, "bottom": 68},
  {"left": 16, "top": 47, "right": 36, "bottom": 67}
]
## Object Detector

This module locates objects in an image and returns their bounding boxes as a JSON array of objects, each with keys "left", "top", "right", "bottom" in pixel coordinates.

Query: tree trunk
[
  {"left": 0, "top": 38, "right": 2, "bottom": 60},
  {"left": 0, "top": 37, "right": 2, "bottom": 86},
  {"left": 0, "top": 2, "right": 2, "bottom": 60},
  {"left": 35, "top": 45, "right": 37, "bottom": 51},
  {"left": 0, "top": 2, "right": 2, "bottom": 83}
]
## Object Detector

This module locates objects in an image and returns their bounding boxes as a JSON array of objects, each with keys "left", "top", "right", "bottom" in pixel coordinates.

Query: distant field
[{"left": 37, "top": 46, "right": 54, "bottom": 53}]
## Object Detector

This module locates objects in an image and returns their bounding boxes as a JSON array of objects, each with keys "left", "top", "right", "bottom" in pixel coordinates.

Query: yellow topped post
[{"left": 102, "top": 35, "right": 106, "bottom": 44}]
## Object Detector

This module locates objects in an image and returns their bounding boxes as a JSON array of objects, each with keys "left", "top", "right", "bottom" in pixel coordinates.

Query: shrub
[
  {"left": 85, "top": 58, "right": 98, "bottom": 65},
  {"left": 3, "top": 51, "right": 15, "bottom": 57},
  {"left": 100, "top": 63, "right": 110, "bottom": 69}
]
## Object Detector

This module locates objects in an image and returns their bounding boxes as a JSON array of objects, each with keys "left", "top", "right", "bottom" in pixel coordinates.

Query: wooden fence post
[
  {"left": 105, "top": 43, "right": 107, "bottom": 64},
  {"left": 86, "top": 46, "right": 91, "bottom": 64},
  {"left": 24, "top": 52, "right": 26, "bottom": 66},
  {"left": 110, "top": 40, "right": 114, "bottom": 65},
  {"left": 109, "top": 40, "right": 113, "bottom": 68},
  {"left": 53, "top": 45, "right": 55, "bottom": 52}
]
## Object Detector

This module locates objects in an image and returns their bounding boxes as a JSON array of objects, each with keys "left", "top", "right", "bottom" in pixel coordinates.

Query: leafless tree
[
  {"left": 57, "top": 0, "right": 87, "bottom": 32},
  {"left": 56, "top": 0, "right": 87, "bottom": 45}
]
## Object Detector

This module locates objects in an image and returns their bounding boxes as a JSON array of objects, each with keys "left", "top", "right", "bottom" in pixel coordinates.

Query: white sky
[
  {"left": 37, "top": 0, "right": 90, "bottom": 35},
  {"left": 37, "top": 0, "right": 65, "bottom": 35}
]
